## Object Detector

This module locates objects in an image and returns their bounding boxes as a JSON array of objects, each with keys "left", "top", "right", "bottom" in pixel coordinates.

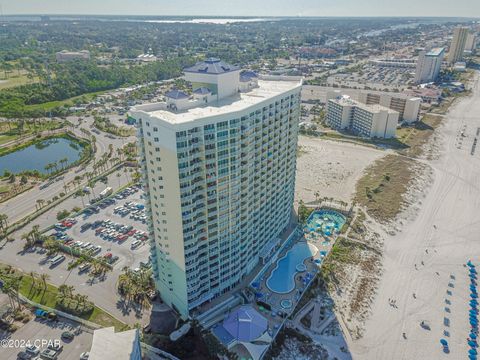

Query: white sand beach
[
  {"left": 295, "top": 136, "right": 387, "bottom": 205},
  {"left": 350, "top": 71, "right": 480, "bottom": 359}
]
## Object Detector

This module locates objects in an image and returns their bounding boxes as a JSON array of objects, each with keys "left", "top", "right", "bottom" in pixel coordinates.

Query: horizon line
[{"left": 1, "top": 14, "right": 479, "bottom": 19}]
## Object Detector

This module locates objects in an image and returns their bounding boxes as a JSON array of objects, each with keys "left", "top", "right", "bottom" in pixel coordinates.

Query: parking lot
[
  {"left": 1, "top": 316, "right": 92, "bottom": 360},
  {"left": 47, "top": 185, "right": 150, "bottom": 273}
]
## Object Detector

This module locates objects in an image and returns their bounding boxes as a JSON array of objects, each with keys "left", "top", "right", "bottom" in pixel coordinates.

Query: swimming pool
[
  {"left": 266, "top": 242, "right": 318, "bottom": 294},
  {"left": 304, "top": 210, "right": 346, "bottom": 236}
]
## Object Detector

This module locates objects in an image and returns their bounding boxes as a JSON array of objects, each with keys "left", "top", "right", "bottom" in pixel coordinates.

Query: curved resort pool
[{"left": 266, "top": 242, "right": 318, "bottom": 294}]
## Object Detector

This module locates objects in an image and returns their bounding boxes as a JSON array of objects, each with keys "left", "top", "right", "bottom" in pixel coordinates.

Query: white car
[
  {"left": 80, "top": 351, "right": 90, "bottom": 360},
  {"left": 25, "top": 345, "right": 40, "bottom": 355},
  {"left": 131, "top": 240, "right": 141, "bottom": 249}
]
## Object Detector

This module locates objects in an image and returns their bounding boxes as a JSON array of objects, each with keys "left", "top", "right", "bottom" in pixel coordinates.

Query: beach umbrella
[
  {"left": 472, "top": 284, "right": 478, "bottom": 290},
  {"left": 469, "top": 355, "right": 477, "bottom": 360},
  {"left": 470, "top": 340, "right": 478, "bottom": 348},
  {"left": 468, "top": 260, "right": 474, "bottom": 266},
  {"left": 440, "top": 339, "right": 448, "bottom": 346},
  {"left": 472, "top": 299, "right": 479, "bottom": 304},
  {"left": 472, "top": 293, "right": 479, "bottom": 299},
  {"left": 470, "top": 349, "right": 478, "bottom": 355},
  {"left": 472, "top": 334, "right": 478, "bottom": 340}
]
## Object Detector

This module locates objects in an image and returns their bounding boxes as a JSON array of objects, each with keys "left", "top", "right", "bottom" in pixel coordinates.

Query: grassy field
[
  {"left": 1, "top": 265, "right": 128, "bottom": 331},
  {"left": 354, "top": 154, "right": 416, "bottom": 223},
  {"left": 23, "top": 91, "right": 105, "bottom": 113},
  {"left": 396, "top": 114, "right": 443, "bottom": 157},
  {"left": 0, "top": 73, "right": 38, "bottom": 90}
]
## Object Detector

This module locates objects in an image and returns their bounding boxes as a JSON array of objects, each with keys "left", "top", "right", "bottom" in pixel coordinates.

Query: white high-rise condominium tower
[
  {"left": 414, "top": 48, "right": 445, "bottom": 84},
  {"left": 130, "top": 59, "right": 302, "bottom": 318},
  {"left": 448, "top": 27, "right": 469, "bottom": 64}
]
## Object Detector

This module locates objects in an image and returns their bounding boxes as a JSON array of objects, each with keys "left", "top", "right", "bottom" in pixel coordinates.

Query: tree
[
  {"left": 20, "top": 175, "right": 28, "bottom": 185},
  {"left": 39, "top": 273, "right": 50, "bottom": 292}
]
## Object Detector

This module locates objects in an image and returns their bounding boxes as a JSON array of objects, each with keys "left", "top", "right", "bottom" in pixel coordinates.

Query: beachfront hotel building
[
  {"left": 448, "top": 27, "right": 469, "bottom": 64},
  {"left": 326, "top": 95, "right": 399, "bottom": 138},
  {"left": 130, "top": 59, "right": 302, "bottom": 319},
  {"left": 414, "top": 48, "right": 445, "bottom": 84},
  {"left": 326, "top": 89, "right": 420, "bottom": 124}
]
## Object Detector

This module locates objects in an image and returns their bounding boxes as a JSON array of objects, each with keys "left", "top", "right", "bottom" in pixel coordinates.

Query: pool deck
[{"left": 253, "top": 235, "right": 332, "bottom": 315}]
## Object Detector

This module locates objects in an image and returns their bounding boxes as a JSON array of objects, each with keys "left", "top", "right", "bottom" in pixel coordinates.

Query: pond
[{"left": 0, "top": 137, "right": 84, "bottom": 175}]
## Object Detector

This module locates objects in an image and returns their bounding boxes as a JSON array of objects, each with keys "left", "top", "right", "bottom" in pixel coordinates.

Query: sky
[{"left": 1, "top": 0, "right": 479, "bottom": 18}]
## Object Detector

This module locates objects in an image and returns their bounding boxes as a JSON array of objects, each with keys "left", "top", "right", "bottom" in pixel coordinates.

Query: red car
[
  {"left": 127, "top": 230, "right": 136, "bottom": 236},
  {"left": 103, "top": 253, "right": 112, "bottom": 258}
]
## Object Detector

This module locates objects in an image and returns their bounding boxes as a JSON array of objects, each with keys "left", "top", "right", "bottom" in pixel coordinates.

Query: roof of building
[
  {"left": 223, "top": 305, "right": 268, "bottom": 342},
  {"left": 212, "top": 324, "right": 236, "bottom": 346},
  {"left": 427, "top": 48, "right": 445, "bottom": 57},
  {"left": 131, "top": 77, "right": 302, "bottom": 125},
  {"left": 193, "top": 87, "right": 212, "bottom": 95},
  {"left": 240, "top": 71, "right": 258, "bottom": 82},
  {"left": 330, "top": 96, "right": 398, "bottom": 114},
  {"left": 184, "top": 58, "right": 239, "bottom": 74},
  {"left": 89, "top": 327, "right": 140, "bottom": 360},
  {"left": 165, "top": 89, "right": 189, "bottom": 100}
]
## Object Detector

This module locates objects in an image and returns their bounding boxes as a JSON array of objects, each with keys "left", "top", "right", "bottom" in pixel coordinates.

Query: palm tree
[
  {"left": 60, "top": 158, "right": 68, "bottom": 170},
  {"left": 57, "top": 284, "right": 68, "bottom": 304},
  {"left": 44, "top": 163, "right": 52, "bottom": 175},
  {"left": 40, "top": 273, "right": 50, "bottom": 292},
  {"left": 0, "top": 214, "right": 8, "bottom": 232},
  {"left": 29, "top": 271, "right": 38, "bottom": 292},
  {"left": 31, "top": 225, "right": 41, "bottom": 243}
]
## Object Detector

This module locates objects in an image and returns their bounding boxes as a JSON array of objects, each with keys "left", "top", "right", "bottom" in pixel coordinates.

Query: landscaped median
[{"left": 0, "top": 263, "right": 128, "bottom": 331}]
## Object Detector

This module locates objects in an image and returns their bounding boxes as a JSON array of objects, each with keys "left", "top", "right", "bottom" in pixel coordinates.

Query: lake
[{"left": 0, "top": 137, "right": 84, "bottom": 175}]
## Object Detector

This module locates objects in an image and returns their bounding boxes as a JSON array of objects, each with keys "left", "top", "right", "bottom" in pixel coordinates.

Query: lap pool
[{"left": 266, "top": 242, "right": 318, "bottom": 294}]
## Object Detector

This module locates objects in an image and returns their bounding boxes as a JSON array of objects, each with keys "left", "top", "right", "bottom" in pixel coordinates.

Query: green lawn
[
  {"left": 0, "top": 74, "right": 38, "bottom": 90},
  {"left": 11, "top": 269, "right": 128, "bottom": 331},
  {"left": 24, "top": 91, "right": 106, "bottom": 113}
]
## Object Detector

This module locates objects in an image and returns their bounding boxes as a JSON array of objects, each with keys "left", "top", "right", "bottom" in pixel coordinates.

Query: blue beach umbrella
[
  {"left": 472, "top": 293, "right": 479, "bottom": 299},
  {"left": 470, "top": 355, "right": 477, "bottom": 360},
  {"left": 470, "top": 340, "right": 478, "bottom": 348},
  {"left": 470, "top": 349, "right": 478, "bottom": 355},
  {"left": 471, "top": 333, "right": 478, "bottom": 340},
  {"left": 440, "top": 339, "right": 448, "bottom": 346}
]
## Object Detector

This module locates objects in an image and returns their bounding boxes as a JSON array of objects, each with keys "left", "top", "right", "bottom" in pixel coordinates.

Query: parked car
[
  {"left": 47, "top": 343, "right": 63, "bottom": 352},
  {"left": 17, "top": 352, "right": 31, "bottom": 360},
  {"left": 40, "top": 349, "right": 57, "bottom": 360},
  {"left": 80, "top": 352, "right": 90, "bottom": 360},
  {"left": 61, "top": 331, "right": 74, "bottom": 340},
  {"left": 25, "top": 345, "right": 40, "bottom": 355}
]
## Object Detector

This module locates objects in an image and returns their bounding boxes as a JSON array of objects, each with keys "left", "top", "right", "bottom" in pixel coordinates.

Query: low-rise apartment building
[{"left": 326, "top": 96, "right": 399, "bottom": 138}]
